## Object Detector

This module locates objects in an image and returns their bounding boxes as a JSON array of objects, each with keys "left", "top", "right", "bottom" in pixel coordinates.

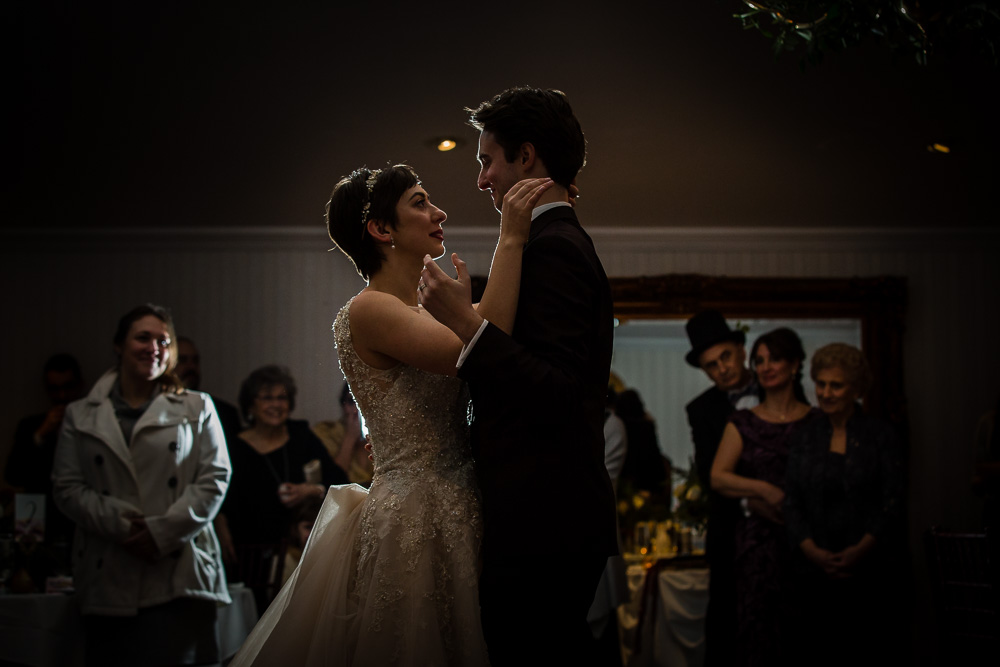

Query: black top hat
[{"left": 684, "top": 310, "right": 746, "bottom": 368}]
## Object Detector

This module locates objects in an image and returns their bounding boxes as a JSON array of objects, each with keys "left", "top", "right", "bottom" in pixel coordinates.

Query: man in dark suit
[
  {"left": 175, "top": 336, "right": 243, "bottom": 446},
  {"left": 683, "top": 309, "right": 758, "bottom": 667},
  {"left": 420, "top": 87, "right": 617, "bottom": 666}
]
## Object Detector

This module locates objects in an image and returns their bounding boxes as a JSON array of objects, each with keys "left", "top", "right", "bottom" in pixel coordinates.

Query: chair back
[
  {"left": 234, "top": 541, "right": 287, "bottom": 612},
  {"left": 924, "top": 527, "right": 999, "bottom": 654}
]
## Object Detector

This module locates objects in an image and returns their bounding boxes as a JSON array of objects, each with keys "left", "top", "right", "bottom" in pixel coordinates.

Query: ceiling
[{"left": 10, "top": 2, "right": 999, "bottom": 232}]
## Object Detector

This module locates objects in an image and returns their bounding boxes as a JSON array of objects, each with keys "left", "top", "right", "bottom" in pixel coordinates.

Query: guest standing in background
[
  {"left": 616, "top": 388, "right": 671, "bottom": 502},
  {"left": 174, "top": 336, "right": 243, "bottom": 447},
  {"left": 588, "top": 385, "right": 629, "bottom": 666},
  {"left": 279, "top": 496, "right": 323, "bottom": 586},
  {"left": 311, "top": 382, "right": 373, "bottom": 486},
  {"left": 6, "top": 353, "right": 85, "bottom": 548},
  {"left": 711, "top": 327, "right": 818, "bottom": 667},
  {"left": 683, "top": 309, "right": 758, "bottom": 667},
  {"left": 52, "top": 304, "right": 231, "bottom": 666},
  {"left": 215, "top": 364, "right": 347, "bottom": 609},
  {"left": 603, "top": 386, "right": 628, "bottom": 493},
  {"left": 784, "top": 343, "right": 905, "bottom": 667}
]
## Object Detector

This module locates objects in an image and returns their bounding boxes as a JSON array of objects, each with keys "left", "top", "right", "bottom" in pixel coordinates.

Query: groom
[{"left": 420, "top": 87, "right": 618, "bottom": 666}]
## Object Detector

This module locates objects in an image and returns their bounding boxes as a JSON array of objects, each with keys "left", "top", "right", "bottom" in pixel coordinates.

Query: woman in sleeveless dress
[
  {"left": 229, "top": 164, "right": 553, "bottom": 666},
  {"left": 710, "top": 327, "right": 819, "bottom": 667}
]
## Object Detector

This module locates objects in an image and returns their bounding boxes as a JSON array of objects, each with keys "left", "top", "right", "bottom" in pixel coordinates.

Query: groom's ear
[{"left": 518, "top": 142, "right": 537, "bottom": 170}]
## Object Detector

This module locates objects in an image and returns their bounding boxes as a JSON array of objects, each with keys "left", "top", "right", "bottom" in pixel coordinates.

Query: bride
[{"left": 229, "top": 164, "right": 552, "bottom": 666}]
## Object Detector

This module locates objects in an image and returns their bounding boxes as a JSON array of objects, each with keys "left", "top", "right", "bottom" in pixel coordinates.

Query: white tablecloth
[
  {"left": 0, "top": 585, "right": 258, "bottom": 666},
  {"left": 618, "top": 563, "right": 709, "bottom": 667}
]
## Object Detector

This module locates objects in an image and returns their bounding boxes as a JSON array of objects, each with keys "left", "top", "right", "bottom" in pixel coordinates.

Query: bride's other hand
[
  {"left": 501, "top": 178, "right": 553, "bottom": 241},
  {"left": 568, "top": 179, "right": 579, "bottom": 207},
  {"left": 418, "top": 253, "right": 483, "bottom": 343}
]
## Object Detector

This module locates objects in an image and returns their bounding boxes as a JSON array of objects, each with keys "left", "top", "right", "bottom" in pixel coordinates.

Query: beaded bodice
[
  {"left": 332, "top": 297, "right": 484, "bottom": 658},
  {"left": 333, "top": 297, "right": 474, "bottom": 482}
]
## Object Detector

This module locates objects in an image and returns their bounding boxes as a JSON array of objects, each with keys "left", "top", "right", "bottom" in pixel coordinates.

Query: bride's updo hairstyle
[{"left": 326, "top": 164, "right": 420, "bottom": 280}]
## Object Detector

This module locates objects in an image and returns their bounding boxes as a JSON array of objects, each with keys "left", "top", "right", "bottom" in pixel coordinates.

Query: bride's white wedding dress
[{"left": 230, "top": 298, "right": 490, "bottom": 666}]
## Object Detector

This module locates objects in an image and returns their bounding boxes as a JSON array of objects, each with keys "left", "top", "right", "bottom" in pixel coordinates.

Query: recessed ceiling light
[{"left": 426, "top": 136, "right": 464, "bottom": 152}]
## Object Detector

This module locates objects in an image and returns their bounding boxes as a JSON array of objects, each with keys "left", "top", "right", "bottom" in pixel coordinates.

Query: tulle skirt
[{"left": 228, "top": 483, "right": 490, "bottom": 666}]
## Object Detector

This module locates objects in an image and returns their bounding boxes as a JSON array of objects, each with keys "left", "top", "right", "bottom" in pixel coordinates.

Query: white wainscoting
[{"left": 3, "top": 224, "right": 998, "bottom": 660}]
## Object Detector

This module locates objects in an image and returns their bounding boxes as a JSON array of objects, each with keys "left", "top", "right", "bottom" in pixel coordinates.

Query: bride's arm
[
  {"left": 348, "top": 290, "right": 466, "bottom": 377},
  {"left": 474, "top": 178, "right": 552, "bottom": 334},
  {"left": 419, "top": 178, "right": 553, "bottom": 342}
]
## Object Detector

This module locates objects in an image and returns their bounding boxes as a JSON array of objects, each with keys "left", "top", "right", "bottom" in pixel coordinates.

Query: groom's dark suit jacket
[{"left": 458, "top": 206, "right": 618, "bottom": 560}]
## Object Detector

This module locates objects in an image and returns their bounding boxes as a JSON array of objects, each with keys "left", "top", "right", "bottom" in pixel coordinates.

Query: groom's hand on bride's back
[{"left": 418, "top": 253, "right": 484, "bottom": 344}]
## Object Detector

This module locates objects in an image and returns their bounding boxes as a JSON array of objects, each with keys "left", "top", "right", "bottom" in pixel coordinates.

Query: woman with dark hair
[
  {"left": 710, "top": 326, "right": 819, "bottom": 667},
  {"left": 784, "top": 343, "right": 905, "bottom": 666},
  {"left": 615, "top": 388, "right": 671, "bottom": 501},
  {"left": 229, "top": 165, "right": 551, "bottom": 666},
  {"left": 215, "top": 364, "right": 346, "bottom": 609},
  {"left": 52, "top": 304, "right": 232, "bottom": 666}
]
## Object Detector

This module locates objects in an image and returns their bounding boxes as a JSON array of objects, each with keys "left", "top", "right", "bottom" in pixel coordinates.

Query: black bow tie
[{"left": 728, "top": 381, "right": 758, "bottom": 404}]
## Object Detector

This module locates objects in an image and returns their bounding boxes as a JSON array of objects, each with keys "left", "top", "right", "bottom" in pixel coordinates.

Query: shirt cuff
[{"left": 456, "top": 320, "right": 490, "bottom": 369}]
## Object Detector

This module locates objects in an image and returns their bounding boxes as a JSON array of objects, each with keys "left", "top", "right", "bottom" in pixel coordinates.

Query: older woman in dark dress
[
  {"left": 215, "top": 365, "right": 347, "bottom": 610},
  {"left": 784, "top": 343, "right": 904, "bottom": 666}
]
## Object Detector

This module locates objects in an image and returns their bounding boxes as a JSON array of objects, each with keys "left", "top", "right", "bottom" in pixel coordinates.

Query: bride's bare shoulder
[
  {"left": 349, "top": 290, "right": 415, "bottom": 326},
  {"left": 351, "top": 289, "right": 400, "bottom": 311}
]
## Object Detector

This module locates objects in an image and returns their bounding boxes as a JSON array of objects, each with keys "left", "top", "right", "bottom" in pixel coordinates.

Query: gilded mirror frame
[{"left": 609, "top": 274, "right": 909, "bottom": 429}]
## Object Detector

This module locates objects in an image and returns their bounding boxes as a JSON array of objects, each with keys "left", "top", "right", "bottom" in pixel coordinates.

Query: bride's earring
[{"left": 390, "top": 235, "right": 395, "bottom": 249}]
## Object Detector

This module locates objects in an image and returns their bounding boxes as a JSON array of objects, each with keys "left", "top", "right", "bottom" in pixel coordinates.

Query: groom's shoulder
[{"left": 531, "top": 206, "right": 591, "bottom": 244}]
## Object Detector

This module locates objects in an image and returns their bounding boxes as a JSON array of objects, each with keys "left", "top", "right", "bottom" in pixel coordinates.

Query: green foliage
[{"left": 733, "top": 1, "right": 1000, "bottom": 66}]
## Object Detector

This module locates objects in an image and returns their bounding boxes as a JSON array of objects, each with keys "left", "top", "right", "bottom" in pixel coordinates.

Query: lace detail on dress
[{"left": 333, "top": 296, "right": 485, "bottom": 664}]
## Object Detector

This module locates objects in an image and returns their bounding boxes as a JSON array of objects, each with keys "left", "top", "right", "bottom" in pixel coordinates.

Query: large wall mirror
[{"left": 608, "top": 274, "right": 908, "bottom": 469}]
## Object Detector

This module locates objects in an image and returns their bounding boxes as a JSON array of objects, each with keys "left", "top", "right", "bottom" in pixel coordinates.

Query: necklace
[
  {"left": 762, "top": 403, "right": 797, "bottom": 422},
  {"left": 259, "top": 442, "right": 291, "bottom": 485}
]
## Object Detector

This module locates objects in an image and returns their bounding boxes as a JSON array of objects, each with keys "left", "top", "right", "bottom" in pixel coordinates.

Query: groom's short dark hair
[{"left": 466, "top": 87, "right": 586, "bottom": 189}]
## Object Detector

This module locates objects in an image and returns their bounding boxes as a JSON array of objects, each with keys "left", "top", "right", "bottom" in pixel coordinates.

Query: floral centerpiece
[
  {"left": 616, "top": 480, "right": 672, "bottom": 554},
  {"left": 671, "top": 456, "right": 709, "bottom": 532}
]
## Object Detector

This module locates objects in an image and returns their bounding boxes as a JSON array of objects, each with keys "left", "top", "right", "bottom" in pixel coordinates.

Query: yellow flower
[
  {"left": 685, "top": 485, "right": 702, "bottom": 502},
  {"left": 632, "top": 494, "right": 646, "bottom": 510}
]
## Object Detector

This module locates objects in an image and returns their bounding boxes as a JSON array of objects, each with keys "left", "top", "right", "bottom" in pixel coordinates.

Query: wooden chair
[
  {"left": 233, "top": 541, "right": 287, "bottom": 613},
  {"left": 924, "top": 527, "right": 999, "bottom": 656}
]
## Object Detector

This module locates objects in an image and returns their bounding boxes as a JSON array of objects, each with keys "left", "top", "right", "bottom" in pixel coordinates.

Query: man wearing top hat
[{"left": 684, "top": 309, "right": 758, "bottom": 667}]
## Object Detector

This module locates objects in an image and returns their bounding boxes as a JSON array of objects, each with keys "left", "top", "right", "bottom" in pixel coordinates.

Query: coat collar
[
  {"left": 77, "top": 370, "right": 134, "bottom": 472},
  {"left": 77, "top": 370, "right": 187, "bottom": 472},
  {"left": 85, "top": 368, "right": 185, "bottom": 406},
  {"left": 84, "top": 369, "right": 119, "bottom": 405}
]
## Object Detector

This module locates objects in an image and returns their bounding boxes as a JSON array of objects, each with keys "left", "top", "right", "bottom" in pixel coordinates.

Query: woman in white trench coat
[{"left": 53, "top": 304, "right": 232, "bottom": 666}]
